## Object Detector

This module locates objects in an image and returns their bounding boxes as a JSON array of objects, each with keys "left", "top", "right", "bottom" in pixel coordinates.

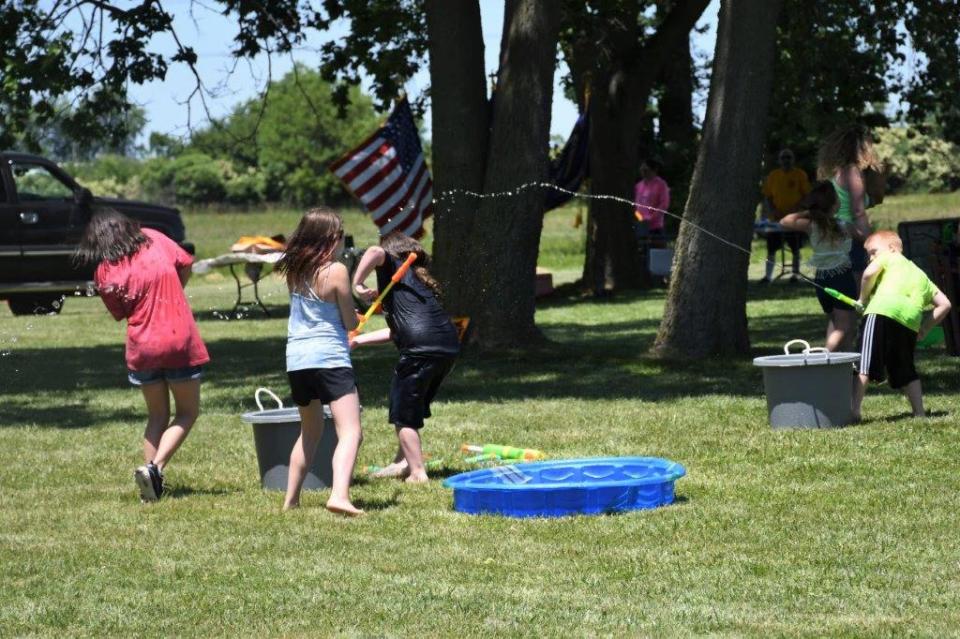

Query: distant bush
[
  {"left": 68, "top": 154, "right": 144, "bottom": 199},
  {"left": 874, "top": 126, "right": 960, "bottom": 193},
  {"left": 170, "top": 153, "right": 226, "bottom": 204},
  {"left": 224, "top": 168, "right": 266, "bottom": 205},
  {"left": 79, "top": 175, "right": 142, "bottom": 200},
  {"left": 188, "top": 65, "right": 380, "bottom": 207},
  {"left": 140, "top": 157, "right": 177, "bottom": 203}
]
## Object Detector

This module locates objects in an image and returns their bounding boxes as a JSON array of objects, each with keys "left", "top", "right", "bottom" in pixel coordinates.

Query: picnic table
[
  {"left": 192, "top": 251, "right": 283, "bottom": 316},
  {"left": 754, "top": 219, "right": 803, "bottom": 281}
]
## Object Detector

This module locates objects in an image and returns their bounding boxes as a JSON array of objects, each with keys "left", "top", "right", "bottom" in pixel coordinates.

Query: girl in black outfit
[{"left": 351, "top": 232, "right": 460, "bottom": 482}]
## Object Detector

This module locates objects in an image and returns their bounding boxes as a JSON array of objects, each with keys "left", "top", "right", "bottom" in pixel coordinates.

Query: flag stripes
[{"left": 329, "top": 97, "right": 433, "bottom": 238}]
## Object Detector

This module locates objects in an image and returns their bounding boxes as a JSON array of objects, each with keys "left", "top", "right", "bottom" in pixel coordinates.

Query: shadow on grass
[
  {"left": 0, "top": 400, "right": 139, "bottom": 429},
  {"left": 538, "top": 278, "right": 823, "bottom": 311},
  {"left": 354, "top": 490, "right": 401, "bottom": 512},
  {"left": 165, "top": 486, "right": 237, "bottom": 499},
  {"left": 3, "top": 308, "right": 957, "bottom": 429},
  {"left": 878, "top": 409, "right": 950, "bottom": 423}
]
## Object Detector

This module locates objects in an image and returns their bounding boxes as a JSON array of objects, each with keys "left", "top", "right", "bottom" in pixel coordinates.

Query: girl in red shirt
[{"left": 76, "top": 209, "right": 209, "bottom": 503}]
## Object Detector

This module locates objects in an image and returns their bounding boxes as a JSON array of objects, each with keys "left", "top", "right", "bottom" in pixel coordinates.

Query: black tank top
[{"left": 375, "top": 253, "right": 460, "bottom": 357}]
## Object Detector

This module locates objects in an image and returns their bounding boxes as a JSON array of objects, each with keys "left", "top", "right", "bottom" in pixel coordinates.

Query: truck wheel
[{"left": 7, "top": 294, "right": 65, "bottom": 315}]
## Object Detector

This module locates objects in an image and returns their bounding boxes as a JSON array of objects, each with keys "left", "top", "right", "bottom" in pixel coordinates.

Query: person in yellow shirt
[{"left": 759, "top": 149, "right": 812, "bottom": 283}]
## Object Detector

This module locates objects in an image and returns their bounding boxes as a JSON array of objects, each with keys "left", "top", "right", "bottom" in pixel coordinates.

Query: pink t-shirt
[
  {"left": 634, "top": 176, "right": 671, "bottom": 231},
  {"left": 95, "top": 228, "right": 210, "bottom": 372}
]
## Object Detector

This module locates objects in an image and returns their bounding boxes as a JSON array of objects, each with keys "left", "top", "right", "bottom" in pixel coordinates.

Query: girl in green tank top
[{"left": 780, "top": 181, "right": 859, "bottom": 351}]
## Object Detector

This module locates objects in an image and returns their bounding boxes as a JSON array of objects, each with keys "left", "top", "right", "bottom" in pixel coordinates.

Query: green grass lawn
[{"left": 1, "top": 193, "right": 959, "bottom": 637}]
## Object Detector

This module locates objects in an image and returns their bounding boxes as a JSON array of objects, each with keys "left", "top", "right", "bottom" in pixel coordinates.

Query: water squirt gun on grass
[
  {"left": 461, "top": 444, "right": 546, "bottom": 461},
  {"left": 349, "top": 251, "right": 417, "bottom": 339}
]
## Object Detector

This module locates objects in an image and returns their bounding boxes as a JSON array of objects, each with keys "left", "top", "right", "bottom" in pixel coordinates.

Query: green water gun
[
  {"left": 461, "top": 444, "right": 546, "bottom": 461},
  {"left": 823, "top": 287, "right": 864, "bottom": 313}
]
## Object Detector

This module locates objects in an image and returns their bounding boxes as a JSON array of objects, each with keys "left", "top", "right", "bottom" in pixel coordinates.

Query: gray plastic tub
[
  {"left": 753, "top": 340, "right": 860, "bottom": 428},
  {"left": 240, "top": 388, "right": 339, "bottom": 490}
]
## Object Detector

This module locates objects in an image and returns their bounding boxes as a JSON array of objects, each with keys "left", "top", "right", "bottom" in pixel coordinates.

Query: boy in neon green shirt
[{"left": 852, "top": 230, "right": 952, "bottom": 420}]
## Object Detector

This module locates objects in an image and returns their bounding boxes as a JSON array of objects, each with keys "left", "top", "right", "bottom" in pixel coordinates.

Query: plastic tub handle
[
  {"left": 803, "top": 346, "right": 830, "bottom": 364},
  {"left": 783, "top": 339, "right": 811, "bottom": 355},
  {"left": 255, "top": 387, "right": 283, "bottom": 411}
]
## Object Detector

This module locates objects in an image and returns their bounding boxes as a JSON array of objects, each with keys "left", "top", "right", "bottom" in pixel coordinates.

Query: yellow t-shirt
[{"left": 762, "top": 168, "right": 811, "bottom": 214}]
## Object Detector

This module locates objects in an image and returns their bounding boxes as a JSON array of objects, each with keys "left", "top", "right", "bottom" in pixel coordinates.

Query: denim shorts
[{"left": 128, "top": 365, "right": 204, "bottom": 386}]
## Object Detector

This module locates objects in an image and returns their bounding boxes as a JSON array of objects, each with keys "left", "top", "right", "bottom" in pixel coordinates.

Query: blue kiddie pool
[{"left": 443, "top": 456, "right": 686, "bottom": 518}]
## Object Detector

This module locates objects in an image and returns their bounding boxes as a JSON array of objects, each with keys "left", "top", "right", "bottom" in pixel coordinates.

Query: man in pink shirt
[{"left": 634, "top": 159, "right": 671, "bottom": 246}]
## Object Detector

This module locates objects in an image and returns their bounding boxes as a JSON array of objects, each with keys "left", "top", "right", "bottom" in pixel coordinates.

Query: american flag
[{"left": 329, "top": 97, "right": 433, "bottom": 238}]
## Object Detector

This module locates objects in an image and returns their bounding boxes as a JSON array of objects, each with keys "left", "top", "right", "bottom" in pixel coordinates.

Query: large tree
[
  {"left": 654, "top": 0, "right": 783, "bottom": 359},
  {"left": 326, "top": 1, "right": 560, "bottom": 346},
  {"left": 426, "top": 1, "right": 563, "bottom": 344},
  {"left": 559, "top": 0, "right": 710, "bottom": 293}
]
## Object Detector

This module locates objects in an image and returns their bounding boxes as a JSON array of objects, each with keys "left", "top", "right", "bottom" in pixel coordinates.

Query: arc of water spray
[{"left": 434, "top": 181, "right": 849, "bottom": 300}]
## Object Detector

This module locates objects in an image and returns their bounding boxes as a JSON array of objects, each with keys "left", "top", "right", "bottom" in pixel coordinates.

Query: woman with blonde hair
[{"left": 817, "top": 125, "right": 881, "bottom": 279}]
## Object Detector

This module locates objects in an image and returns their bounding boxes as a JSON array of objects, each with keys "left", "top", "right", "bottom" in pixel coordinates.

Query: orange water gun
[{"left": 349, "top": 252, "right": 417, "bottom": 339}]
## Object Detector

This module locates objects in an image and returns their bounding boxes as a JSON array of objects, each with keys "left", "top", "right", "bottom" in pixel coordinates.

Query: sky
[{"left": 125, "top": 1, "right": 721, "bottom": 144}]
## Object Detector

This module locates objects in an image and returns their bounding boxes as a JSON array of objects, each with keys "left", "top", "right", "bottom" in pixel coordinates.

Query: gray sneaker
[{"left": 134, "top": 463, "right": 163, "bottom": 502}]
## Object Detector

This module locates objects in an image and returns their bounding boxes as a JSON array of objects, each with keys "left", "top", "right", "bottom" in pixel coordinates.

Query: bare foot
[
  {"left": 325, "top": 497, "right": 364, "bottom": 517},
  {"left": 370, "top": 461, "right": 408, "bottom": 479},
  {"left": 405, "top": 472, "right": 429, "bottom": 484},
  {"left": 282, "top": 501, "right": 299, "bottom": 512}
]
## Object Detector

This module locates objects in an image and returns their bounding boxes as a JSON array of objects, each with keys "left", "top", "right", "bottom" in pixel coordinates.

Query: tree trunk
[
  {"left": 472, "top": 0, "right": 561, "bottom": 347},
  {"left": 577, "top": 0, "right": 710, "bottom": 292},
  {"left": 424, "top": 0, "right": 489, "bottom": 321},
  {"left": 654, "top": 0, "right": 783, "bottom": 359},
  {"left": 582, "top": 70, "right": 649, "bottom": 292}
]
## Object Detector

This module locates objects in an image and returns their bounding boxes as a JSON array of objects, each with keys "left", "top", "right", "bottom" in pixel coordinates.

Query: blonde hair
[
  {"left": 817, "top": 125, "right": 880, "bottom": 180},
  {"left": 866, "top": 229, "right": 902, "bottom": 251}
]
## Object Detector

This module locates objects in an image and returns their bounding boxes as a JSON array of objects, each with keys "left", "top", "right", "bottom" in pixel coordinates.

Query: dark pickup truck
[{"left": 0, "top": 152, "right": 193, "bottom": 315}]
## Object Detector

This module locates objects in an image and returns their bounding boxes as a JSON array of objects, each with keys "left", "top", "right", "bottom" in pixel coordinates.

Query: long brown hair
[
  {"left": 275, "top": 208, "right": 343, "bottom": 293},
  {"left": 817, "top": 124, "right": 880, "bottom": 179},
  {"left": 74, "top": 208, "right": 150, "bottom": 265},
  {"left": 379, "top": 231, "right": 442, "bottom": 297},
  {"left": 799, "top": 181, "right": 844, "bottom": 242}
]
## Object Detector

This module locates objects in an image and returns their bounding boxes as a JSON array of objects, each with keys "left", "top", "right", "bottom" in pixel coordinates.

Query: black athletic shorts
[
  {"left": 766, "top": 231, "right": 803, "bottom": 254},
  {"left": 389, "top": 354, "right": 456, "bottom": 429},
  {"left": 288, "top": 367, "right": 357, "bottom": 406},
  {"left": 858, "top": 314, "right": 919, "bottom": 389},
  {"left": 815, "top": 267, "right": 858, "bottom": 313},
  {"left": 850, "top": 239, "right": 868, "bottom": 272}
]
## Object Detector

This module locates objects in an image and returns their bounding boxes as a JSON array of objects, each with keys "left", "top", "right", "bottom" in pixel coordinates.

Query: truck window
[{"left": 10, "top": 161, "right": 74, "bottom": 202}]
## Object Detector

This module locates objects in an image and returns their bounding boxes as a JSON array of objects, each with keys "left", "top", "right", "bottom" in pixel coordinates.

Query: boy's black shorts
[
  {"left": 389, "top": 354, "right": 456, "bottom": 429},
  {"left": 288, "top": 367, "right": 357, "bottom": 406},
  {"left": 858, "top": 313, "right": 918, "bottom": 389}
]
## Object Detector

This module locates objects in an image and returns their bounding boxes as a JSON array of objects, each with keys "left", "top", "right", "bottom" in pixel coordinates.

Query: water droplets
[{"left": 437, "top": 182, "right": 754, "bottom": 258}]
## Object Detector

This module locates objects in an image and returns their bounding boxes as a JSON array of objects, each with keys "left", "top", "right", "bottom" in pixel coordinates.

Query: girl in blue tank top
[{"left": 274, "top": 208, "right": 363, "bottom": 516}]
